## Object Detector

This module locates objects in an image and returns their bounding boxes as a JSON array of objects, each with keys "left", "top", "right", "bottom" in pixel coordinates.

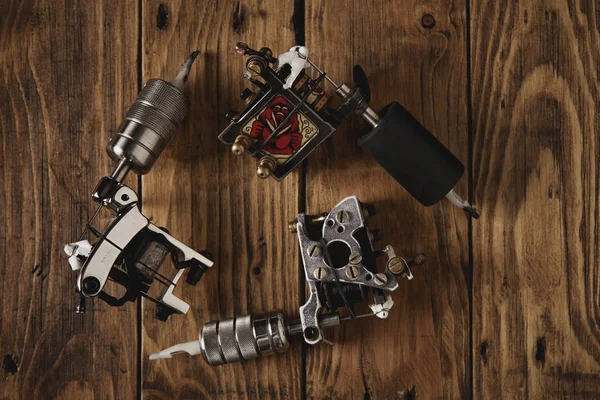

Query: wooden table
[{"left": 1, "top": 1, "right": 599, "bottom": 398}]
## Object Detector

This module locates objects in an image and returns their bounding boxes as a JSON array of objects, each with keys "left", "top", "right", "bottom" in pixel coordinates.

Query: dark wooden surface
[
  {"left": 0, "top": 0, "right": 598, "bottom": 399},
  {"left": 471, "top": 1, "right": 600, "bottom": 399}
]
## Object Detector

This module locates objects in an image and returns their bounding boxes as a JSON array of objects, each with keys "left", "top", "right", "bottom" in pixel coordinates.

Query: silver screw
[
  {"left": 307, "top": 244, "right": 321, "bottom": 258},
  {"left": 374, "top": 273, "right": 388, "bottom": 286},
  {"left": 336, "top": 210, "right": 349, "bottom": 223},
  {"left": 388, "top": 257, "right": 406, "bottom": 275},
  {"left": 314, "top": 267, "right": 327, "bottom": 280},
  {"left": 349, "top": 252, "right": 362, "bottom": 265},
  {"left": 345, "top": 265, "right": 359, "bottom": 279}
]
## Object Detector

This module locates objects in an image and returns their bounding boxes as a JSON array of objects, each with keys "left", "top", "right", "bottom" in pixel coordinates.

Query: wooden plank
[
  {"left": 0, "top": 1, "right": 138, "bottom": 398},
  {"left": 140, "top": 1, "right": 303, "bottom": 398},
  {"left": 304, "top": 0, "right": 471, "bottom": 398},
  {"left": 471, "top": 0, "right": 600, "bottom": 398}
]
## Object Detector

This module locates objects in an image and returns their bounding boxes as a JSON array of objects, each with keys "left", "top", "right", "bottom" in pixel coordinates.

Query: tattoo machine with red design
[
  {"left": 63, "top": 52, "right": 214, "bottom": 321},
  {"left": 219, "top": 43, "right": 478, "bottom": 218},
  {"left": 149, "top": 196, "right": 424, "bottom": 365}
]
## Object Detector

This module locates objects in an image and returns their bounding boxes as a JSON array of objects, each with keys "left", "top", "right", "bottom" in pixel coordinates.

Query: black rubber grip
[{"left": 358, "top": 102, "right": 464, "bottom": 206}]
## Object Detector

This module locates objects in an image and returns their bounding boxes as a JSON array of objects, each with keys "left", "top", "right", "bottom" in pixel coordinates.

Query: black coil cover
[{"left": 358, "top": 102, "right": 464, "bottom": 206}]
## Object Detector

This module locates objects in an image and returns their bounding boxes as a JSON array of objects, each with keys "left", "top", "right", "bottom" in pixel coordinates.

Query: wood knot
[
  {"left": 535, "top": 336, "right": 546, "bottom": 365},
  {"left": 421, "top": 14, "right": 436, "bottom": 29},
  {"left": 403, "top": 385, "right": 418, "bottom": 399},
  {"left": 480, "top": 340, "right": 490, "bottom": 364},
  {"left": 156, "top": 4, "right": 168, "bottom": 30},
  {"left": 233, "top": 2, "right": 244, "bottom": 32},
  {"left": 4, "top": 354, "right": 18, "bottom": 376}
]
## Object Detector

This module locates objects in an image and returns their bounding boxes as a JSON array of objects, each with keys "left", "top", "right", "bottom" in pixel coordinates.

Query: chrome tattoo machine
[
  {"left": 219, "top": 43, "right": 478, "bottom": 218},
  {"left": 64, "top": 52, "right": 214, "bottom": 321},
  {"left": 149, "top": 196, "right": 424, "bottom": 364}
]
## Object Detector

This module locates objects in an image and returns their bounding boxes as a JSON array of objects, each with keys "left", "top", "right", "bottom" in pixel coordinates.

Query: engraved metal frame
[{"left": 219, "top": 65, "right": 336, "bottom": 180}]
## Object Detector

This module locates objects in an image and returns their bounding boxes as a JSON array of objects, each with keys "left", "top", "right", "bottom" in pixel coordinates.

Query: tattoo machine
[
  {"left": 219, "top": 43, "right": 478, "bottom": 218},
  {"left": 63, "top": 52, "right": 214, "bottom": 321},
  {"left": 149, "top": 196, "right": 424, "bottom": 364}
]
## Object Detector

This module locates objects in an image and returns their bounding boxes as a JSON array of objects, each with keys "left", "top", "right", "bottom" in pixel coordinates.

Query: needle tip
[
  {"left": 187, "top": 50, "right": 200, "bottom": 66},
  {"left": 148, "top": 353, "right": 163, "bottom": 360},
  {"left": 171, "top": 51, "right": 201, "bottom": 90}
]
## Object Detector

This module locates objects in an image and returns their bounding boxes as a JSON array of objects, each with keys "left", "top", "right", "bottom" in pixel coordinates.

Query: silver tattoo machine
[
  {"left": 64, "top": 52, "right": 214, "bottom": 321},
  {"left": 149, "top": 196, "right": 424, "bottom": 364},
  {"left": 219, "top": 43, "right": 477, "bottom": 218}
]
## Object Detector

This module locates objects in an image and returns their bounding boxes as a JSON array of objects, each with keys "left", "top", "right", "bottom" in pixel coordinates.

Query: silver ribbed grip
[
  {"left": 106, "top": 79, "right": 189, "bottom": 175},
  {"left": 200, "top": 313, "right": 290, "bottom": 366},
  {"left": 124, "top": 79, "right": 189, "bottom": 142}
]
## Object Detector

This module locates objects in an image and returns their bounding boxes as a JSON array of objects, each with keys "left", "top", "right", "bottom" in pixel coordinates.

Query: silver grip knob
[
  {"left": 200, "top": 313, "right": 290, "bottom": 366},
  {"left": 106, "top": 79, "right": 189, "bottom": 175}
]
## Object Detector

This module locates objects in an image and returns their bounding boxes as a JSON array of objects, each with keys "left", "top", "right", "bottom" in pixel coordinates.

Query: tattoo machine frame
[
  {"left": 63, "top": 52, "right": 214, "bottom": 321},
  {"left": 219, "top": 43, "right": 478, "bottom": 218},
  {"left": 150, "top": 196, "right": 424, "bottom": 365}
]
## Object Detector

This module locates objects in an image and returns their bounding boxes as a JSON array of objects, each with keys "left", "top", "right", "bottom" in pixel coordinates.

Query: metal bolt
[
  {"left": 75, "top": 295, "right": 86, "bottom": 314},
  {"left": 345, "top": 265, "right": 359, "bottom": 279},
  {"left": 256, "top": 156, "right": 277, "bottom": 179},
  {"left": 235, "top": 42, "right": 249, "bottom": 54},
  {"left": 314, "top": 267, "right": 327, "bottom": 280},
  {"left": 336, "top": 210, "right": 349, "bottom": 223},
  {"left": 259, "top": 47, "right": 273, "bottom": 58},
  {"left": 308, "top": 244, "right": 321, "bottom": 258},
  {"left": 349, "top": 252, "right": 362, "bottom": 265},
  {"left": 311, "top": 213, "right": 328, "bottom": 223},
  {"left": 374, "top": 273, "right": 388, "bottom": 286},
  {"left": 288, "top": 219, "right": 298, "bottom": 233},
  {"left": 388, "top": 257, "right": 406, "bottom": 275},
  {"left": 246, "top": 60, "right": 263, "bottom": 76},
  {"left": 231, "top": 135, "right": 251, "bottom": 156}
]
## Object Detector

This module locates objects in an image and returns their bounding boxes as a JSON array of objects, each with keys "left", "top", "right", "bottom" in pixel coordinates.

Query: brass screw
[
  {"left": 374, "top": 273, "right": 388, "bottom": 286},
  {"left": 314, "top": 267, "right": 327, "bottom": 280},
  {"left": 288, "top": 219, "right": 298, "bottom": 233},
  {"left": 307, "top": 244, "right": 321, "bottom": 258},
  {"left": 345, "top": 265, "right": 359, "bottom": 279},
  {"left": 246, "top": 60, "right": 263, "bottom": 77},
  {"left": 349, "top": 252, "right": 362, "bottom": 265},
  {"left": 311, "top": 213, "right": 328, "bottom": 223},
  {"left": 388, "top": 257, "right": 406, "bottom": 275},
  {"left": 257, "top": 156, "right": 277, "bottom": 179},
  {"left": 231, "top": 135, "right": 251, "bottom": 156},
  {"left": 336, "top": 210, "right": 349, "bottom": 223}
]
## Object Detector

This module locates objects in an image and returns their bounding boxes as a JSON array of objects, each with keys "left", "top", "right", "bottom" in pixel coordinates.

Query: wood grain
[
  {"left": 0, "top": 1, "right": 139, "bottom": 398},
  {"left": 1, "top": 1, "right": 599, "bottom": 398},
  {"left": 303, "top": 0, "right": 471, "bottom": 398},
  {"left": 140, "top": 1, "right": 303, "bottom": 398},
  {"left": 471, "top": 0, "right": 600, "bottom": 398}
]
